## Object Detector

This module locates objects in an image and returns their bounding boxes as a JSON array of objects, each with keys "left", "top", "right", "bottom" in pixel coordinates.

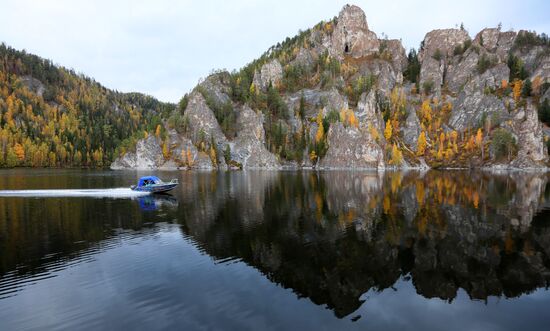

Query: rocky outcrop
[
  {"left": 253, "top": 59, "right": 283, "bottom": 90},
  {"left": 110, "top": 136, "right": 165, "bottom": 170},
  {"left": 385, "top": 39, "right": 408, "bottom": 72},
  {"left": 20, "top": 76, "right": 46, "bottom": 96},
  {"left": 319, "top": 122, "right": 384, "bottom": 169},
  {"left": 473, "top": 28, "right": 516, "bottom": 61},
  {"left": 329, "top": 4, "right": 379, "bottom": 59},
  {"left": 509, "top": 105, "right": 549, "bottom": 167},
  {"left": 185, "top": 91, "right": 228, "bottom": 145},
  {"left": 449, "top": 92, "right": 507, "bottom": 131},
  {"left": 231, "top": 106, "right": 280, "bottom": 169},
  {"left": 419, "top": 29, "right": 470, "bottom": 94},
  {"left": 419, "top": 29, "right": 471, "bottom": 61}
]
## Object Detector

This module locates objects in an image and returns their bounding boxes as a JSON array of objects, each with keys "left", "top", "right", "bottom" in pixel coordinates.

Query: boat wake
[{"left": 0, "top": 188, "right": 151, "bottom": 198}]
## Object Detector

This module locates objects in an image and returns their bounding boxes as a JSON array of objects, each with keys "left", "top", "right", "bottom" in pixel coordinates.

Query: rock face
[
  {"left": 330, "top": 4, "right": 379, "bottom": 59},
  {"left": 253, "top": 59, "right": 283, "bottom": 90},
  {"left": 419, "top": 29, "right": 470, "bottom": 93},
  {"left": 231, "top": 106, "right": 280, "bottom": 169},
  {"left": 319, "top": 122, "right": 384, "bottom": 169},
  {"left": 510, "top": 105, "right": 548, "bottom": 167},
  {"left": 185, "top": 91, "right": 228, "bottom": 145},
  {"left": 110, "top": 136, "right": 164, "bottom": 170}
]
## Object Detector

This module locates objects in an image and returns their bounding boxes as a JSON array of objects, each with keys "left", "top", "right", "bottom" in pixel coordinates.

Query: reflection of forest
[{"left": 181, "top": 171, "right": 550, "bottom": 318}]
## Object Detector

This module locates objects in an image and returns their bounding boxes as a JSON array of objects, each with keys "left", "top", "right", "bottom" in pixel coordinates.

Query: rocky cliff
[{"left": 112, "top": 4, "right": 550, "bottom": 170}]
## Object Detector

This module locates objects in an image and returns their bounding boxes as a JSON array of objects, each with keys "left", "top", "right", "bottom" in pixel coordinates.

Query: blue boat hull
[{"left": 132, "top": 183, "right": 177, "bottom": 194}]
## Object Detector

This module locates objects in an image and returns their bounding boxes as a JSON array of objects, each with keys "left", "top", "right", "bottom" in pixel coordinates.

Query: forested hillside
[{"left": 0, "top": 43, "right": 174, "bottom": 168}]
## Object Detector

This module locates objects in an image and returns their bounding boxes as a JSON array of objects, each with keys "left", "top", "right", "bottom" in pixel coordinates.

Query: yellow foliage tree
[
  {"left": 348, "top": 111, "right": 358, "bottom": 128},
  {"left": 384, "top": 119, "right": 392, "bottom": 140},
  {"left": 315, "top": 110, "right": 325, "bottom": 143},
  {"left": 532, "top": 76, "right": 542, "bottom": 96},
  {"left": 417, "top": 131, "right": 427, "bottom": 156},
  {"left": 309, "top": 150, "right": 317, "bottom": 162},
  {"left": 209, "top": 145, "right": 217, "bottom": 166},
  {"left": 13, "top": 143, "right": 25, "bottom": 161},
  {"left": 162, "top": 143, "right": 170, "bottom": 159},
  {"left": 249, "top": 82, "right": 257, "bottom": 96},
  {"left": 155, "top": 124, "right": 162, "bottom": 138},
  {"left": 513, "top": 79, "right": 523, "bottom": 103},
  {"left": 390, "top": 143, "right": 403, "bottom": 165},
  {"left": 475, "top": 128, "right": 484, "bottom": 159}
]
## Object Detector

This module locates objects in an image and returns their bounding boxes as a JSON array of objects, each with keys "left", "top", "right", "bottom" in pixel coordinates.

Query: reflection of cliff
[{"left": 184, "top": 171, "right": 550, "bottom": 318}]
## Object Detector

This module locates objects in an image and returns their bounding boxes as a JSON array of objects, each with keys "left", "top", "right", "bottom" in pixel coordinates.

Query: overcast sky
[{"left": 1, "top": 0, "right": 549, "bottom": 103}]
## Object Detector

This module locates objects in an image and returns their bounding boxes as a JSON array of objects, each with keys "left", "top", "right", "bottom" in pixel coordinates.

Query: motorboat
[{"left": 131, "top": 176, "right": 178, "bottom": 194}]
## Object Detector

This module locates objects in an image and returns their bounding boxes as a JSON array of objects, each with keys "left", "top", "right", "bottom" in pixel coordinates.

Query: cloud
[{"left": 1, "top": 0, "right": 548, "bottom": 102}]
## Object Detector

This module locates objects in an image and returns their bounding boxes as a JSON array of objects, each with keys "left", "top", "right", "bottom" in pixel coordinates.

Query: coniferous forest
[{"left": 0, "top": 43, "right": 174, "bottom": 168}]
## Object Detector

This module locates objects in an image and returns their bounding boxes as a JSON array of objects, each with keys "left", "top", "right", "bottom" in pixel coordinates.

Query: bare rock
[
  {"left": 185, "top": 91, "right": 227, "bottom": 145},
  {"left": 510, "top": 105, "right": 548, "bottom": 167},
  {"left": 446, "top": 49, "right": 479, "bottom": 93},
  {"left": 199, "top": 72, "right": 232, "bottom": 105},
  {"left": 20, "top": 76, "right": 46, "bottom": 97},
  {"left": 419, "top": 56, "right": 444, "bottom": 94},
  {"left": 253, "top": 59, "right": 283, "bottom": 90},
  {"left": 231, "top": 106, "right": 280, "bottom": 169},
  {"left": 284, "top": 88, "right": 347, "bottom": 118},
  {"left": 111, "top": 135, "right": 164, "bottom": 170},
  {"left": 449, "top": 91, "right": 507, "bottom": 131},
  {"left": 319, "top": 122, "right": 384, "bottom": 169},
  {"left": 385, "top": 39, "right": 408, "bottom": 72},
  {"left": 419, "top": 29, "right": 470, "bottom": 62},
  {"left": 291, "top": 47, "right": 317, "bottom": 68},
  {"left": 356, "top": 90, "right": 384, "bottom": 133},
  {"left": 330, "top": 4, "right": 379, "bottom": 59}
]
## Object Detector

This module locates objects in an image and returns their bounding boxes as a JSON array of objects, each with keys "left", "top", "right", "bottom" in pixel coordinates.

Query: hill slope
[{"left": 0, "top": 43, "right": 174, "bottom": 167}]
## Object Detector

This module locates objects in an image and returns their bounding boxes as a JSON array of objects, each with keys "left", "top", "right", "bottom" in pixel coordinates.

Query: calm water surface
[{"left": 0, "top": 169, "right": 549, "bottom": 330}]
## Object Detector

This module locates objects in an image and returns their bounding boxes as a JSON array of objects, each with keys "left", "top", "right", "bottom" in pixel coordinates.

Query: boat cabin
[{"left": 138, "top": 176, "right": 161, "bottom": 187}]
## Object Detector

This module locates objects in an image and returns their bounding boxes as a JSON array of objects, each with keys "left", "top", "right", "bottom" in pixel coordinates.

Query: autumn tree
[
  {"left": 417, "top": 131, "right": 427, "bottom": 156},
  {"left": 513, "top": 79, "right": 523, "bottom": 103},
  {"left": 475, "top": 128, "right": 484, "bottom": 159},
  {"left": 384, "top": 119, "right": 393, "bottom": 140}
]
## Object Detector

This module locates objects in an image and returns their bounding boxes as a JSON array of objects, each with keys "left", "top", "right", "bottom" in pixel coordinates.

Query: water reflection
[
  {"left": 137, "top": 194, "right": 178, "bottom": 211},
  {"left": 177, "top": 170, "right": 550, "bottom": 317},
  {"left": 0, "top": 170, "right": 549, "bottom": 322}
]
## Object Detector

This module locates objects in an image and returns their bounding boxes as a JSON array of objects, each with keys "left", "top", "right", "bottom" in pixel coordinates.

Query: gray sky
[{"left": 1, "top": 0, "right": 549, "bottom": 103}]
